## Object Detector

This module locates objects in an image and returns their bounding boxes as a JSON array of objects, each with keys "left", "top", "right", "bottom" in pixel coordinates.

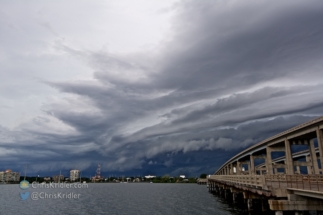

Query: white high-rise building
[
  {"left": 0, "top": 170, "right": 20, "bottom": 182},
  {"left": 70, "top": 170, "right": 80, "bottom": 182}
]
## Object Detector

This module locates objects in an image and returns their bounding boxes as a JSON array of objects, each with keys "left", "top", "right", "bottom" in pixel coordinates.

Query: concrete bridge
[{"left": 208, "top": 116, "right": 323, "bottom": 215}]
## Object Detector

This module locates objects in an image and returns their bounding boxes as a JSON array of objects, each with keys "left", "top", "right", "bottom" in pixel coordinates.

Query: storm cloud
[{"left": 0, "top": 0, "right": 323, "bottom": 177}]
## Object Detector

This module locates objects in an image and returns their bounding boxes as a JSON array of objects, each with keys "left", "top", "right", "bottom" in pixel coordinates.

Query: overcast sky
[{"left": 1, "top": 0, "right": 323, "bottom": 177}]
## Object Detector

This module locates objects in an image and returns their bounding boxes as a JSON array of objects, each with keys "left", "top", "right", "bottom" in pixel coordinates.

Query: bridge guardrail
[
  {"left": 210, "top": 174, "right": 323, "bottom": 192},
  {"left": 265, "top": 174, "right": 323, "bottom": 192},
  {"left": 209, "top": 175, "right": 264, "bottom": 188}
]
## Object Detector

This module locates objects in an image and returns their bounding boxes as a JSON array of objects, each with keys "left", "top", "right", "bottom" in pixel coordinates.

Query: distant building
[
  {"left": 43, "top": 177, "right": 51, "bottom": 182},
  {"left": 179, "top": 175, "right": 186, "bottom": 179},
  {"left": 133, "top": 178, "right": 141, "bottom": 182},
  {"left": 52, "top": 175, "right": 64, "bottom": 183},
  {"left": 70, "top": 170, "right": 80, "bottom": 182},
  {"left": 0, "top": 171, "right": 4, "bottom": 182},
  {"left": 144, "top": 175, "right": 156, "bottom": 179},
  {"left": 91, "top": 176, "right": 103, "bottom": 182},
  {"left": 0, "top": 169, "right": 20, "bottom": 182}
]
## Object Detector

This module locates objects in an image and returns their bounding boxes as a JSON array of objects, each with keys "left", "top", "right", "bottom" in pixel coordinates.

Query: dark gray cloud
[{"left": 1, "top": 0, "right": 323, "bottom": 177}]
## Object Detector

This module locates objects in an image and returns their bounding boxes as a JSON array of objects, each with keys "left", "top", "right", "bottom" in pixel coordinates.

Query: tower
[{"left": 96, "top": 163, "right": 101, "bottom": 179}]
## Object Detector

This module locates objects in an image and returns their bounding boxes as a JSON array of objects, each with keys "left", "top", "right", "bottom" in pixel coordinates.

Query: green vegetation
[
  {"left": 199, "top": 173, "right": 207, "bottom": 179},
  {"left": 151, "top": 176, "right": 196, "bottom": 183},
  {"left": 18, "top": 176, "right": 198, "bottom": 183}
]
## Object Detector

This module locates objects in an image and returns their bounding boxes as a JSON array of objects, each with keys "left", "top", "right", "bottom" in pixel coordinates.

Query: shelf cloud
[{"left": 0, "top": 0, "right": 323, "bottom": 176}]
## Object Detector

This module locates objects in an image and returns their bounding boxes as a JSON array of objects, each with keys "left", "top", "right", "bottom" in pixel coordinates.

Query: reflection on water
[{"left": 0, "top": 183, "right": 271, "bottom": 215}]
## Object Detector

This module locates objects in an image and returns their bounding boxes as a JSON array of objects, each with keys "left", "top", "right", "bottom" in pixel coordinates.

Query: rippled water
[{"left": 0, "top": 183, "right": 245, "bottom": 215}]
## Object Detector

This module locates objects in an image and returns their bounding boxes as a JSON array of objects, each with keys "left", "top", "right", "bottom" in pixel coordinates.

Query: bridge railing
[
  {"left": 209, "top": 174, "right": 323, "bottom": 192},
  {"left": 265, "top": 174, "right": 323, "bottom": 192},
  {"left": 209, "top": 175, "right": 264, "bottom": 188}
]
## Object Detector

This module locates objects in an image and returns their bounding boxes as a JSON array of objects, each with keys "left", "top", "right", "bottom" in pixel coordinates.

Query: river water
[{"left": 0, "top": 183, "right": 247, "bottom": 215}]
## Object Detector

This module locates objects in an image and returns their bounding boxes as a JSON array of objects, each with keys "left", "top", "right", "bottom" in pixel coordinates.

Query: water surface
[{"left": 0, "top": 183, "right": 243, "bottom": 215}]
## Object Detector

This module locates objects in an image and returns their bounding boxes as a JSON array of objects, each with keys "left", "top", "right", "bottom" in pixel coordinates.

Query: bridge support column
[
  {"left": 217, "top": 186, "right": 221, "bottom": 194},
  {"left": 262, "top": 199, "right": 269, "bottom": 212},
  {"left": 229, "top": 164, "right": 233, "bottom": 175},
  {"left": 266, "top": 146, "right": 273, "bottom": 174},
  {"left": 306, "top": 155, "right": 313, "bottom": 174},
  {"left": 250, "top": 154, "right": 255, "bottom": 175},
  {"left": 224, "top": 189, "right": 232, "bottom": 202},
  {"left": 296, "top": 166, "right": 301, "bottom": 174},
  {"left": 310, "top": 139, "right": 319, "bottom": 174},
  {"left": 219, "top": 187, "right": 224, "bottom": 197},
  {"left": 232, "top": 192, "right": 238, "bottom": 204},
  {"left": 274, "top": 167, "right": 278, "bottom": 174},
  {"left": 316, "top": 128, "right": 323, "bottom": 173},
  {"left": 275, "top": 211, "right": 283, "bottom": 215},
  {"left": 237, "top": 161, "right": 241, "bottom": 174},
  {"left": 247, "top": 199, "right": 254, "bottom": 212},
  {"left": 285, "top": 138, "right": 294, "bottom": 175}
]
